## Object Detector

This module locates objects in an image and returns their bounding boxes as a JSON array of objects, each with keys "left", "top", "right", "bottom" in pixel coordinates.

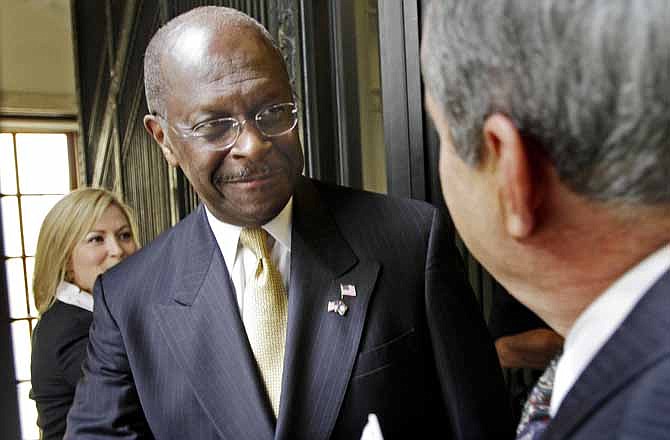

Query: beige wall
[
  {"left": 0, "top": 0, "right": 76, "bottom": 116},
  {"left": 354, "top": 0, "right": 386, "bottom": 194}
]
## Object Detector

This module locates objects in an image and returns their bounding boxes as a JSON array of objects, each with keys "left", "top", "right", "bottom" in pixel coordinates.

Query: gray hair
[
  {"left": 144, "top": 6, "right": 284, "bottom": 117},
  {"left": 421, "top": 0, "right": 670, "bottom": 205}
]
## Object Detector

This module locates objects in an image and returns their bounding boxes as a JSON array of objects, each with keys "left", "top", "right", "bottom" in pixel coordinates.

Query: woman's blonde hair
[{"left": 32, "top": 187, "right": 139, "bottom": 314}]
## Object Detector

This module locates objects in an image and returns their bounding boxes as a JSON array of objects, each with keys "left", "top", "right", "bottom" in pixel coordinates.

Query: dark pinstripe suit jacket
[
  {"left": 65, "top": 177, "right": 512, "bottom": 439},
  {"left": 544, "top": 269, "right": 670, "bottom": 439}
]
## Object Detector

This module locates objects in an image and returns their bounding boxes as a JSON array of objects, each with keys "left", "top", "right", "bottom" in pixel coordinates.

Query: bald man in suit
[{"left": 65, "top": 6, "right": 511, "bottom": 439}]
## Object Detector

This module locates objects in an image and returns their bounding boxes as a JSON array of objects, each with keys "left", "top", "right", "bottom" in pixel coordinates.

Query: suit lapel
[
  {"left": 276, "top": 178, "right": 380, "bottom": 440},
  {"left": 545, "top": 270, "right": 670, "bottom": 439},
  {"left": 153, "top": 206, "right": 275, "bottom": 440}
]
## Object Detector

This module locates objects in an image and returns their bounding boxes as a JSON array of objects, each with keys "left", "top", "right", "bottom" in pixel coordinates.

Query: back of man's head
[{"left": 422, "top": 0, "right": 670, "bottom": 207}]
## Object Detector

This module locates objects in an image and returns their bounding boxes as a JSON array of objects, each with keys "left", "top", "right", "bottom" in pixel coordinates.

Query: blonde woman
[{"left": 29, "top": 188, "right": 139, "bottom": 440}]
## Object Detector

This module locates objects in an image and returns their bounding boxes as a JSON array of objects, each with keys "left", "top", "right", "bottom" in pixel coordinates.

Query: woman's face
[{"left": 69, "top": 204, "right": 137, "bottom": 293}]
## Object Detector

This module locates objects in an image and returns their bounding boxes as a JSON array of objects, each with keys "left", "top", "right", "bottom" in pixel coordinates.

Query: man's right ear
[{"left": 143, "top": 114, "right": 179, "bottom": 167}]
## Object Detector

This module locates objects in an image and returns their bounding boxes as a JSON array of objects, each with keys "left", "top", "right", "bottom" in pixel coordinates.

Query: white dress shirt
[
  {"left": 205, "top": 199, "right": 292, "bottom": 315},
  {"left": 550, "top": 243, "right": 670, "bottom": 416},
  {"left": 55, "top": 281, "right": 94, "bottom": 312}
]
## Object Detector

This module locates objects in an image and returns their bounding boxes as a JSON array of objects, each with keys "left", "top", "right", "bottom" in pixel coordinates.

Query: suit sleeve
[
  {"left": 65, "top": 277, "right": 153, "bottom": 439},
  {"left": 425, "top": 209, "right": 515, "bottom": 439}
]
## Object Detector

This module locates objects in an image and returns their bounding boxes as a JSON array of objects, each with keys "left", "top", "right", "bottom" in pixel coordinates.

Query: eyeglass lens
[
  {"left": 256, "top": 103, "right": 297, "bottom": 136},
  {"left": 193, "top": 103, "right": 297, "bottom": 149}
]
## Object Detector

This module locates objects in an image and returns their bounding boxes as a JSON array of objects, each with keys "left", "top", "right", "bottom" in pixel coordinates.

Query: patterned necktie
[
  {"left": 516, "top": 351, "right": 563, "bottom": 440},
  {"left": 240, "top": 227, "right": 288, "bottom": 417}
]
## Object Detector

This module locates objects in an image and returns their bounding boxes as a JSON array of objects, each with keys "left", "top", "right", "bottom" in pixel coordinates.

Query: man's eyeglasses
[{"left": 156, "top": 102, "right": 298, "bottom": 151}]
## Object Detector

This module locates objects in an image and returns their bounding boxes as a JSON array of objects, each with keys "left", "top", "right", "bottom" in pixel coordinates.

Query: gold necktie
[{"left": 240, "top": 227, "right": 288, "bottom": 417}]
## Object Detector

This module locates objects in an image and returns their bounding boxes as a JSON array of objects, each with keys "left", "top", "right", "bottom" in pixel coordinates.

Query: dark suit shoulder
[
  {"left": 33, "top": 302, "right": 91, "bottom": 371},
  {"left": 309, "top": 179, "right": 440, "bottom": 235},
  {"left": 622, "top": 274, "right": 670, "bottom": 436},
  {"left": 98, "top": 206, "right": 212, "bottom": 307},
  {"left": 33, "top": 301, "right": 92, "bottom": 345},
  {"left": 620, "top": 354, "right": 670, "bottom": 438},
  {"left": 31, "top": 301, "right": 93, "bottom": 384},
  {"left": 312, "top": 178, "right": 436, "bottom": 212},
  {"left": 31, "top": 300, "right": 93, "bottom": 428},
  {"left": 105, "top": 206, "right": 204, "bottom": 277},
  {"left": 299, "top": 179, "right": 453, "bottom": 281}
]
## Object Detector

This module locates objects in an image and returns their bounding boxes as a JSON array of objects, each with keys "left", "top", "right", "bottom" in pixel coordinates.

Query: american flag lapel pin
[
  {"left": 327, "top": 284, "right": 356, "bottom": 317},
  {"left": 340, "top": 284, "right": 357, "bottom": 298}
]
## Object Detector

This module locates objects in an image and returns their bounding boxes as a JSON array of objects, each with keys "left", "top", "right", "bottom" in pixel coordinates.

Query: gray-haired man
[{"left": 422, "top": 1, "right": 670, "bottom": 439}]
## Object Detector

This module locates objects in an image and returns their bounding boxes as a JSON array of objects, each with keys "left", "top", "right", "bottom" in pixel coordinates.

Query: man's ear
[
  {"left": 483, "top": 113, "right": 541, "bottom": 239},
  {"left": 143, "top": 114, "right": 179, "bottom": 167}
]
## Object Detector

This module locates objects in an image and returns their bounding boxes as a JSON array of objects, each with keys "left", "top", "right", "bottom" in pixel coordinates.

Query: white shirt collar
[
  {"left": 550, "top": 243, "right": 670, "bottom": 416},
  {"left": 55, "top": 281, "right": 94, "bottom": 312},
  {"left": 205, "top": 198, "right": 293, "bottom": 272}
]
